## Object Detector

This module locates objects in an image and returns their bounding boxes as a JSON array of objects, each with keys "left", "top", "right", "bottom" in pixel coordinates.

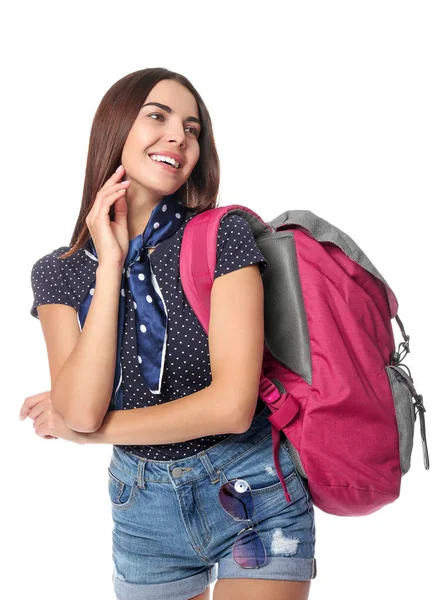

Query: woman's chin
[{"left": 132, "top": 178, "right": 181, "bottom": 199}]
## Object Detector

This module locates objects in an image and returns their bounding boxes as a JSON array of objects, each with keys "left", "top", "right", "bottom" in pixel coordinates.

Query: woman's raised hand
[{"left": 85, "top": 165, "right": 130, "bottom": 268}]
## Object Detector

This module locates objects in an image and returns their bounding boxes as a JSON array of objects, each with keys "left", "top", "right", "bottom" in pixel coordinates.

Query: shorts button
[{"left": 172, "top": 467, "right": 184, "bottom": 478}]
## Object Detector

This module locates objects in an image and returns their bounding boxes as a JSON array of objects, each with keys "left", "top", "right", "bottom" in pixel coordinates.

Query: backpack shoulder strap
[{"left": 180, "top": 204, "right": 269, "bottom": 334}]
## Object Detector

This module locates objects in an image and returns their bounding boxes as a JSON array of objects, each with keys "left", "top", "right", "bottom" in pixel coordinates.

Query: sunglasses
[{"left": 218, "top": 478, "right": 267, "bottom": 569}]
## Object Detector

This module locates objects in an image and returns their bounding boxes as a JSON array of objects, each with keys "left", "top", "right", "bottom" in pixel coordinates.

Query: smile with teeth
[{"left": 149, "top": 154, "right": 180, "bottom": 169}]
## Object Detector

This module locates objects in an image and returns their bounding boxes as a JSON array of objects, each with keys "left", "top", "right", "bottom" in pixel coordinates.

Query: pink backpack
[{"left": 180, "top": 204, "right": 430, "bottom": 517}]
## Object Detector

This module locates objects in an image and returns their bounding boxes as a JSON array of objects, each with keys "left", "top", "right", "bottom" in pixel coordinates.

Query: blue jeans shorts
[{"left": 108, "top": 404, "right": 317, "bottom": 600}]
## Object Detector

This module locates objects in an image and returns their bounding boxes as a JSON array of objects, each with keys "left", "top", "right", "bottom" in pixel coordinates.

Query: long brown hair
[{"left": 59, "top": 67, "right": 220, "bottom": 259}]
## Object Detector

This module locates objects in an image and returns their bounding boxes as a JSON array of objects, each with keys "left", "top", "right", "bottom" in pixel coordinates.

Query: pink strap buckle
[{"left": 259, "top": 377, "right": 281, "bottom": 404}]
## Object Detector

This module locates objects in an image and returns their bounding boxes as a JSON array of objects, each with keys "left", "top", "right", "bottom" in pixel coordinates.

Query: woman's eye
[
  {"left": 148, "top": 113, "right": 200, "bottom": 138},
  {"left": 185, "top": 126, "right": 200, "bottom": 138}
]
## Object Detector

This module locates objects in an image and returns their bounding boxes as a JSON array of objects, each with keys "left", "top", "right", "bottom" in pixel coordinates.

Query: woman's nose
[{"left": 165, "top": 124, "right": 187, "bottom": 146}]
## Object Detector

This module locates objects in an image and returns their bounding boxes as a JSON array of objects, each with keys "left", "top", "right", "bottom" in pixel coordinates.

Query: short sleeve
[
  {"left": 30, "top": 247, "right": 77, "bottom": 319},
  {"left": 213, "top": 213, "right": 268, "bottom": 281}
]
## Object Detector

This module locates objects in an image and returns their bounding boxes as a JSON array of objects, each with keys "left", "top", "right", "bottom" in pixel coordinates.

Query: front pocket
[
  {"left": 250, "top": 468, "right": 297, "bottom": 496},
  {"left": 221, "top": 434, "right": 297, "bottom": 496},
  {"left": 108, "top": 468, "right": 138, "bottom": 509},
  {"left": 385, "top": 365, "right": 416, "bottom": 475}
]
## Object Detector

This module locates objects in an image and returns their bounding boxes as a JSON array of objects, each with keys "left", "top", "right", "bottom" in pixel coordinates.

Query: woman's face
[{"left": 121, "top": 79, "right": 202, "bottom": 199}]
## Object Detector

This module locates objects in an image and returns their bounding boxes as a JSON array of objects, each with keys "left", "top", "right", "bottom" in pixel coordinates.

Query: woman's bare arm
[
  {"left": 49, "top": 263, "right": 123, "bottom": 432},
  {"left": 73, "top": 263, "right": 265, "bottom": 445}
]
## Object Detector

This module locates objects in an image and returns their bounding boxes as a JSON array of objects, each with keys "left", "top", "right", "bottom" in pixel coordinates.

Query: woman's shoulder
[
  {"left": 30, "top": 244, "right": 98, "bottom": 319},
  {"left": 213, "top": 211, "right": 268, "bottom": 280},
  {"left": 32, "top": 243, "right": 96, "bottom": 275}
]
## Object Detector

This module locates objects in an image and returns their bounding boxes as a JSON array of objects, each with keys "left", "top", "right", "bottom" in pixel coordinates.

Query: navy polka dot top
[{"left": 30, "top": 209, "right": 269, "bottom": 460}]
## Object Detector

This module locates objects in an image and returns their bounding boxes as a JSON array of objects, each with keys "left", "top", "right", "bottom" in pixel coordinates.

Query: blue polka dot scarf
[{"left": 78, "top": 191, "right": 187, "bottom": 409}]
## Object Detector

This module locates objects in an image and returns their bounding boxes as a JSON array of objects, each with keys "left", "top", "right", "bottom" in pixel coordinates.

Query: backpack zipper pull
[
  {"left": 413, "top": 394, "right": 430, "bottom": 470},
  {"left": 391, "top": 315, "right": 411, "bottom": 365}
]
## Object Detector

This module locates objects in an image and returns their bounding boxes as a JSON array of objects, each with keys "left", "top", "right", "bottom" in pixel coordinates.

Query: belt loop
[
  {"left": 199, "top": 452, "right": 221, "bottom": 484},
  {"left": 136, "top": 458, "right": 146, "bottom": 489}
]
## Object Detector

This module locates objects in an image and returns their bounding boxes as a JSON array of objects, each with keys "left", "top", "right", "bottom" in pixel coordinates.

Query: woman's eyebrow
[{"left": 142, "top": 101, "right": 201, "bottom": 127}]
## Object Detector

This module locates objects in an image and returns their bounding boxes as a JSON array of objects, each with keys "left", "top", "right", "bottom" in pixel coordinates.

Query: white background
[{"left": 2, "top": 1, "right": 437, "bottom": 598}]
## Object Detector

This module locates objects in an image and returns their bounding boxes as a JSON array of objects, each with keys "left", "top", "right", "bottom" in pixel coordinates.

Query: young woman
[{"left": 21, "top": 67, "right": 317, "bottom": 600}]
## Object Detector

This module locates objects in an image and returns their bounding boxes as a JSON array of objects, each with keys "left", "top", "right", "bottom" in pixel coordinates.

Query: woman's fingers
[
  {"left": 28, "top": 400, "right": 50, "bottom": 421},
  {"left": 85, "top": 164, "right": 131, "bottom": 266},
  {"left": 33, "top": 412, "right": 46, "bottom": 429},
  {"left": 19, "top": 391, "right": 51, "bottom": 420},
  {"left": 100, "top": 164, "right": 125, "bottom": 190},
  {"left": 95, "top": 183, "right": 130, "bottom": 218},
  {"left": 86, "top": 163, "right": 128, "bottom": 223},
  {"left": 86, "top": 181, "right": 130, "bottom": 225},
  {"left": 113, "top": 188, "right": 129, "bottom": 227}
]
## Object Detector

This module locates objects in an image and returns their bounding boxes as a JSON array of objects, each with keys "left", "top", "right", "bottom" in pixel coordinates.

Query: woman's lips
[{"left": 149, "top": 155, "right": 180, "bottom": 174}]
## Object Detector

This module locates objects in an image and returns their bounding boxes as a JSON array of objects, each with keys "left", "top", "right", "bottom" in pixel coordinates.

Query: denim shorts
[{"left": 108, "top": 404, "right": 317, "bottom": 600}]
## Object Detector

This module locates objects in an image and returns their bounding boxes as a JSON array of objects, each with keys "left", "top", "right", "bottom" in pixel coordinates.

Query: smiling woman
[
  {"left": 116, "top": 78, "right": 204, "bottom": 241},
  {"left": 26, "top": 67, "right": 315, "bottom": 600}
]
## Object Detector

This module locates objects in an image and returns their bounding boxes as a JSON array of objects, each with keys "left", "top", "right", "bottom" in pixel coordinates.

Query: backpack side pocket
[{"left": 385, "top": 365, "right": 416, "bottom": 475}]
